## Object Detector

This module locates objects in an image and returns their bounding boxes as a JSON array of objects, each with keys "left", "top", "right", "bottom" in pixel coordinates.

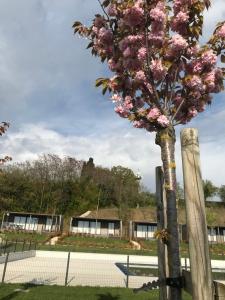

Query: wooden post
[
  {"left": 181, "top": 128, "right": 213, "bottom": 300},
  {"left": 156, "top": 166, "right": 169, "bottom": 300},
  {"left": 214, "top": 281, "right": 225, "bottom": 300}
]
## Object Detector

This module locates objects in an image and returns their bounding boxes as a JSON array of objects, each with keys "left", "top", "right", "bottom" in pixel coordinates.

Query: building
[
  {"left": 70, "top": 209, "right": 122, "bottom": 237},
  {"left": 1, "top": 212, "right": 63, "bottom": 233}
]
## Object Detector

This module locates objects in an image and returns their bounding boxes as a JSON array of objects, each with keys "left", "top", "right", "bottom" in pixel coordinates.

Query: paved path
[{"left": 0, "top": 251, "right": 224, "bottom": 288}]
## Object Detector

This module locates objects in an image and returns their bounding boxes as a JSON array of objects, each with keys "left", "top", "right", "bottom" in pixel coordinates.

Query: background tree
[
  {"left": 74, "top": 1, "right": 225, "bottom": 298},
  {"left": 219, "top": 185, "right": 225, "bottom": 202},
  {"left": 203, "top": 179, "right": 218, "bottom": 199}
]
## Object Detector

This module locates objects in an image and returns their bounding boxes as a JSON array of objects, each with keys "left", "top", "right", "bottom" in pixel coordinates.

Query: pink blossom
[
  {"left": 124, "top": 6, "right": 144, "bottom": 27},
  {"left": 189, "top": 60, "right": 203, "bottom": 74},
  {"left": 201, "top": 50, "right": 217, "bottom": 66},
  {"left": 108, "top": 4, "right": 117, "bottom": 17},
  {"left": 150, "top": 6, "right": 166, "bottom": 23},
  {"left": 137, "top": 47, "right": 147, "bottom": 60},
  {"left": 157, "top": 115, "right": 170, "bottom": 127},
  {"left": 188, "top": 107, "right": 198, "bottom": 117},
  {"left": 171, "top": 11, "right": 189, "bottom": 34},
  {"left": 111, "top": 94, "right": 121, "bottom": 102},
  {"left": 98, "top": 28, "right": 113, "bottom": 44},
  {"left": 204, "top": 69, "right": 223, "bottom": 92},
  {"left": 124, "top": 96, "right": 133, "bottom": 110},
  {"left": 123, "top": 47, "right": 132, "bottom": 58},
  {"left": 108, "top": 59, "right": 120, "bottom": 72},
  {"left": 216, "top": 23, "right": 225, "bottom": 38},
  {"left": 148, "top": 31, "right": 164, "bottom": 47},
  {"left": 187, "top": 44, "right": 200, "bottom": 56},
  {"left": 133, "top": 120, "right": 145, "bottom": 128},
  {"left": 170, "top": 34, "right": 188, "bottom": 51},
  {"left": 123, "top": 58, "right": 140, "bottom": 71},
  {"left": 185, "top": 75, "right": 203, "bottom": 91},
  {"left": 114, "top": 105, "right": 129, "bottom": 118},
  {"left": 150, "top": 59, "right": 167, "bottom": 81},
  {"left": 135, "top": 70, "right": 146, "bottom": 82},
  {"left": 147, "top": 108, "right": 161, "bottom": 120}
]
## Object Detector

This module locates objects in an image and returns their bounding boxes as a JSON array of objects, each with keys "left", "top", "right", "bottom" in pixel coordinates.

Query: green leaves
[{"left": 95, "top": 78, "right": 110, "bottom": 95}]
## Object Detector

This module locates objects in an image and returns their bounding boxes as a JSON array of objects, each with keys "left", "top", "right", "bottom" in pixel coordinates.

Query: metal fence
[
  {"left": 0, "top": 250, "right": 159, "bottom": 288},
  {"left": 0, "top": 239, "right": 36, "bottom": 256},
  {"left": 0, "top": 249, "right": 224, "bottom": 289}
]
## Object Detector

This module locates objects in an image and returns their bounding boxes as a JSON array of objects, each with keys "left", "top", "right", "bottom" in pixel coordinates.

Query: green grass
[
  {"left": 0, "top": 284, "right": 192, "bottom": 300},
  {"left": 1, "top": 232, "right": 50, "bottom": 243},
  {"left": 37, "top": 244, "right": 151, "bottom": 256},
  {"left": 59, "top": 236, "right": 132, "bottom": 249}
]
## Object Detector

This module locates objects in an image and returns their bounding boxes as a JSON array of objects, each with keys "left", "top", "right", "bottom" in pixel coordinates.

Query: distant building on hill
[{"left": 1, "top": 211, "right": 63, "bottom": 233}]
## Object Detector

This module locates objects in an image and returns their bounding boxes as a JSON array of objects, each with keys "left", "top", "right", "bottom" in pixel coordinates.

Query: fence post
[
  {"left": 65, "top": 252, "right": 71, "bottom": 286},
  {"left": 126, "top": 255, "right": 130, "bottom": 288},
  {"left": 14, "top": 239, "right": 17, "bottom": 252},
  {"left": 22, "top": 240, "right": 26, "bottom": 252},
  {"left": 2, "top": 252, "right": 9, "bottom": 283},
  {"left": 156, "top": 166, "right": 169, "bottom": 300},
  {"left": 4, "top": 239, "right": 8, "bottom": 254},
  {"left": 29, "top": 240, "right": 32, "bottom": 251},
  {"left": 181, "top": 128, "right": 213, "bottom": 300}
]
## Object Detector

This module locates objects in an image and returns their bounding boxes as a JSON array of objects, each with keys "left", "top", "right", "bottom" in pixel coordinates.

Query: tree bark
[{"left": 156, "top": 126, "right": 182, "bottom": 300}]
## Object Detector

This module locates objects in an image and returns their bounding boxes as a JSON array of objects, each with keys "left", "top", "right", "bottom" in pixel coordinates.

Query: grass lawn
[
  {"left": 59, "top": 236, "right": 132, "bottom": 249},
  {"left": 1, "top": 232, "right": 50, "bottom": 243},
  {"left": 38, "top": 236, "right": 225, "bottom": 260},
  {"left": 0, "top": 284, "right": 192, "bottom": 300}
]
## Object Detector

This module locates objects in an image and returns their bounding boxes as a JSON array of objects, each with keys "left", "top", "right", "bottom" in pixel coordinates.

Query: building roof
[
  {"left": 77, "top": 208, "right": 121, "bottom": 221},
  {"left": 75, "top": 206, "right": 225, "bottom": 227},
  {"left": 5, "top": 211, "right": 62, "bottom": 217}
]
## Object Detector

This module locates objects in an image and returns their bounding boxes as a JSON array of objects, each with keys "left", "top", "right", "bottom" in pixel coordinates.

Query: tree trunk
[{"left": 156, "top": 126, "right": 182, "bottom": 300}]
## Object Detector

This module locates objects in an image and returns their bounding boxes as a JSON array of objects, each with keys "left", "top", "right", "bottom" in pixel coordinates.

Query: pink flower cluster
[
  {"left": 150, "top": 59, "right": 167, "bottom": 81},
  {"left": 147, "top": 107, "right": 161, "bottom": 120},
  {"left": 149, "top": 2, "right": 166, "bottom": 47},
  {"left": 157, "top": 115, "right": 170, "bottom": 127},
  {"left": 137, "top": 47, "right": 147, "bottom": 60},
  {"left": 114, "top": 105, "right": 130, "bottom": 118},
  {"left": 98, "top": 27, "right": 113, "bottom": 44},
  {"left": 171, "top": 11, "right": 189, "bottom": 34},
  {"left": 185, "top": 75, "right": 203, "bottom": 91},
  {"left": 123, "top": 4, "right": 144, "bottom": 27},
  {"left": 133, "top": 120, "right": 145, "bottom": 128},
  {"left": 204, "top": 68, "right": 223, "bottom": 93},
  {"left": 216, "top": 23, "right": 225, "bottom": 38},
  {"left": 135, "top": 70, "right": 146, "bottom": 82},
  {"left": 201, "top": 50, "right": 217, "bottom": 67},
  {"left": 75, "top": 0, "right": 225, "bottom": 132},
  {"left": 170, "top": 34, "right": 188, "bottom": 51},
  {"left": 108, "top": 4, "right": 117, "bottom": 17},
  {"left": 150, "top": 3, "right": 166, "bottom": 23}
]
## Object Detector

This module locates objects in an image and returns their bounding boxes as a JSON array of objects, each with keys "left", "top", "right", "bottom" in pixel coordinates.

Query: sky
[{"left": 0, "top": 0, "right": 225, "bottom": 191}]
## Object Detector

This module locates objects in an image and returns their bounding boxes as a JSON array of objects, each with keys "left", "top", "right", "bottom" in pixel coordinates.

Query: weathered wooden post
[
  {"left": 156, "top": 166, "right": 169, "bottom": 300},
  {"left": 181, "top": 128, "right": 213, "bottom": 300}
]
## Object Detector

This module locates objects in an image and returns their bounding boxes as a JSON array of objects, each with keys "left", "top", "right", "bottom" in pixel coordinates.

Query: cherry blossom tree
[{"left": 74, "top": 0, "right": 224, "bottom": 298}]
